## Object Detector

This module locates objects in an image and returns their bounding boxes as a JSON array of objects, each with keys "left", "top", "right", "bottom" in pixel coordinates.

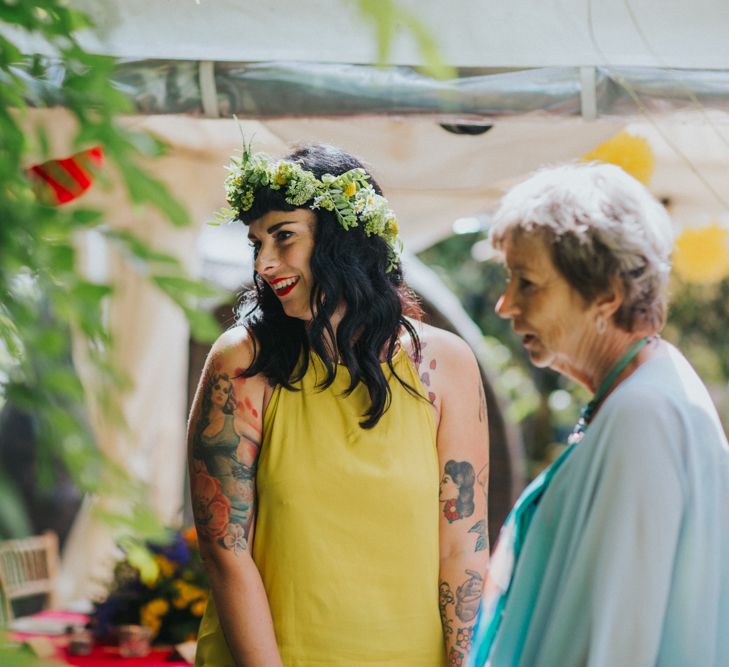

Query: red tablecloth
[
  {"left": 62, "top": 645, "right": 187, "bottom": 667},
  {"left": 10, "top": 610, "right": 190, "bottom": 666}
]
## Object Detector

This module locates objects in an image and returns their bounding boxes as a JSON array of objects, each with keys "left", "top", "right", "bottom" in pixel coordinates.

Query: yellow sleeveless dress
[{"left": 196, "top": 348, "right": 446, "bottom": 666}]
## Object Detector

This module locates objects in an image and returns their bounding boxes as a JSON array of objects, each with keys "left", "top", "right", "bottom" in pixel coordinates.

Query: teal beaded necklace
[{"left": 567, "top": 336, "right": 654, "bottom": 445}]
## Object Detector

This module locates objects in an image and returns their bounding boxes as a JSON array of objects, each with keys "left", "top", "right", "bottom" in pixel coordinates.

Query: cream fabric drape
[{"left": 57, "top": 117, "right": 236, "bottom": 604}]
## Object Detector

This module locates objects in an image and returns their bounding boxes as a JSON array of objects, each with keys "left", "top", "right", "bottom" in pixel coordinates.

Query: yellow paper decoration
[
  {"left": 583, "top": 131, "right": 655, "bottom": 185},
  {"left": 673, "top": 223, "right": 729, "bottom": 284}
]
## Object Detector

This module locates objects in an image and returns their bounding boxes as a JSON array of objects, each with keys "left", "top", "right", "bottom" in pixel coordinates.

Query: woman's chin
[{"left": 525, "top": 346, "right": 554, "bottom": 369}]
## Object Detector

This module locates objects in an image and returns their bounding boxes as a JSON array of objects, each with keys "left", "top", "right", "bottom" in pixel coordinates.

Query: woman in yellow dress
[{"left": 188, "top": 143, "right": 490, "bottom": 666}]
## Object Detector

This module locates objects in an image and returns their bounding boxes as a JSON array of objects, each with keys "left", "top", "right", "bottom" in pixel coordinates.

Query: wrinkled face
[
  {"left": 248, "top": 209, "right": 317, "bottom": 321},
  {"left": 211, "top": 377, "right": 232, "bottom": 407},
  {"left": 495, "top": 232, "right": 596, "bottom": 370}
]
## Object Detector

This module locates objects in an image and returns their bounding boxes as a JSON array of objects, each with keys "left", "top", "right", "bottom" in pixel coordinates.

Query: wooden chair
[
  {"left": 0, "top": 573, "right": 11, "bottom": 626},
  {"left": 0, "top": 531, "right": 59, "bottom": 620}
]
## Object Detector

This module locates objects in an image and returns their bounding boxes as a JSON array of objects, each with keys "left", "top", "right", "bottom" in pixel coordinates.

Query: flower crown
[{"left": 221, "top": 143, "right": 402, "bottom": 271}]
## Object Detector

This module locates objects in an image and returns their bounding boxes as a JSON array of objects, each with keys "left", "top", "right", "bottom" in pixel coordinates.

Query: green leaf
[
  {"left": 71, "top": 207, "right": 104, "bottom": 227},
  {"left": 124, "top": 540, "right": 159, "bottom": 585},
  {"left": 35, "top": 328, "right": 68, "bottom": 356},
  {"left": 184, "top": 308, "right": 222, "bottom": 344},
  {"left": 353, "top": 0, "right": 455, "bottom": 80},
  {"left": 153, "top": 275, "right": 221, "bottom": 300},
  {"left": 42, "top": 367, "right": 84, "bottom": 400},
  {"left": 72, "top": 280, "right": 114, "bottom": 305},
  {"left": 105, "top": 229, "right": 180, "bottom": 266},
  {"left": 117, "top": 162, "right": 190, "bottom": 227},
  {"left": 0, "top": 469, "right": 33, "bottom": 539},
  {"left": 44, "top": 242, "right": 75, "bottom": 272},
  {"left": 34, "top": 122, "right": 51, "bottom": 160}
]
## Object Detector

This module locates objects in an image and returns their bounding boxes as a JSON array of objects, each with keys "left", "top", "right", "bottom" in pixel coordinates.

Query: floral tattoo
[
  {"left": 449, "top": 646, "right": 465, "bottom": 666},
  {"left": 456, "top": 625, "right": 474, "bottom": 652}
]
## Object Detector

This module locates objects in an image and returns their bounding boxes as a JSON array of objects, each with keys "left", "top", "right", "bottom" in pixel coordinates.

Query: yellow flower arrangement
[
  {"left": 140, "top": 598, "right": 169, "bottom": 638},
  {"left": 172, "top": 579, "right": 207, "bottom": 610},
  {"left": 191, "top": 600, "right": 207, "bottom": 618},
  {"left": 91, "top": 528, "right": 209, "bottom": 645},
  {"left": 155, "top": 554, "right": 177, "bottom": 578}
]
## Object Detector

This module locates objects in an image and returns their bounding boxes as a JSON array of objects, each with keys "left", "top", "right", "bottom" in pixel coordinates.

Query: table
[{"left": 9, "top": 610, "right": 190, "bottom": 666}]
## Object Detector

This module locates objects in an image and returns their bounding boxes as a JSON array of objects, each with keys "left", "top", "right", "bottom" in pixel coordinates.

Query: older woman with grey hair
[{"left": 468, "top": 162, "right": 729, "bottom": 667}]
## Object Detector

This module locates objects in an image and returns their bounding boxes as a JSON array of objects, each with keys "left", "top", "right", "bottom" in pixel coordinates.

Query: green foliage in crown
[{"left": 220, "top": 143, "right": 402, "bottom": 271}]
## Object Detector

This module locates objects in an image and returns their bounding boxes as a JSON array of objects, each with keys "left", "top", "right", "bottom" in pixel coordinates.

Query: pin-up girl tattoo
[
  {"left": 439, "top": 460, "right": 476, "bottom": 523},
  {"left": 192, "top": 372, "right": 259, "bottom": 553}
]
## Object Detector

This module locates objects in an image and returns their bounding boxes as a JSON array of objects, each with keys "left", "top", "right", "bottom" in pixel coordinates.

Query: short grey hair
[{"left": 489, "top": 162, "right": 675, "bottom": 332}]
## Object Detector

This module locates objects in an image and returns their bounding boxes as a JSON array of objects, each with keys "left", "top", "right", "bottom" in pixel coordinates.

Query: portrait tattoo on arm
[
  {"left": 439, "top": 460, "right": 476, "bottom": 523},
  {"left": 191, "top": 369, "right": 260, "bottom": 555}
]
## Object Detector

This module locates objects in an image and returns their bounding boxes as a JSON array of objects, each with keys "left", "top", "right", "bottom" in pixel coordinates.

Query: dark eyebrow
[{"left": 247, "top": 221, "right": 293, "bottom": 241}]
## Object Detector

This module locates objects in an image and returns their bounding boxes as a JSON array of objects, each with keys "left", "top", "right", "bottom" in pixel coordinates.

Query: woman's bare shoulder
[
  {"left": 402, "top": 318, "right": 476, "bottom": 368},
  {"left": 401, "top": 319, "right": 480, "bottom": 414},
  {"left": 208, "top": 325, "right": 257, "bottom": 374}
]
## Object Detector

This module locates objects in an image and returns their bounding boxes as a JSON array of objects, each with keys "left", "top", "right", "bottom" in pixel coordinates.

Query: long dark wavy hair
[{"left": 236, "top": 144, "right": 423, "bottom": 428}]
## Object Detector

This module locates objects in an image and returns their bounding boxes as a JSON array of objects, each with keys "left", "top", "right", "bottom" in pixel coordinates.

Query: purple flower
[{"left": 148, "top": 530, "right": 190, "bottom": 565}]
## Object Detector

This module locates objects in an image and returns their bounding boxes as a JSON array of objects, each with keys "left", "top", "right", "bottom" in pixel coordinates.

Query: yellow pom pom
[
  {"left": 343, "top": 182, "right": 357, "bottom": 198},
  {"left": 673, "top": 223, "right": 729, "bottom": 284},
  {"left": 583, "top": 131, "right": 655, "bottom": 185}
]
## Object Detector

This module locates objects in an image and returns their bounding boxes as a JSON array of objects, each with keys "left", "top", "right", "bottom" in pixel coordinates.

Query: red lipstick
[{"left": 269, "top": 276, "right": 300, "bottom": 297}]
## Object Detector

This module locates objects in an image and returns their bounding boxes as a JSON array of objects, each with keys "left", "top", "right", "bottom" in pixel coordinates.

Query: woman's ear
[{"left": 594, "top": 274, "right": 625, "bottom": 319}]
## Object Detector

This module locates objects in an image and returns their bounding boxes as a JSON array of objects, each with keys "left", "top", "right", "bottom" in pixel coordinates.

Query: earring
[{"left": 595, "top": 314, "right": 607, "bottom": 335}]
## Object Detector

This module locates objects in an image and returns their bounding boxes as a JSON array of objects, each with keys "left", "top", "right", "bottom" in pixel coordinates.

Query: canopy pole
[
  {"left": 199, "top": 61, "right": 219, "bottom": 118},
  {"left": 580, "top": 66, "right": 597, "bottom": 121}
]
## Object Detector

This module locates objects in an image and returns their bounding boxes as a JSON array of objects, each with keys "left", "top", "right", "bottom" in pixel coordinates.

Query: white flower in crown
[{"left": 352, "top": 191, "right": 367, "bottom": 214}]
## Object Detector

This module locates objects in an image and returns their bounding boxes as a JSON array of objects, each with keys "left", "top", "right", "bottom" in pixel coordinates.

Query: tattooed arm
[
  {"left": 419, "top": 326, "right": 490, "bottom": 664},
  {"left": 187, "top": 327, "right": 282, "bottom": 667}
]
